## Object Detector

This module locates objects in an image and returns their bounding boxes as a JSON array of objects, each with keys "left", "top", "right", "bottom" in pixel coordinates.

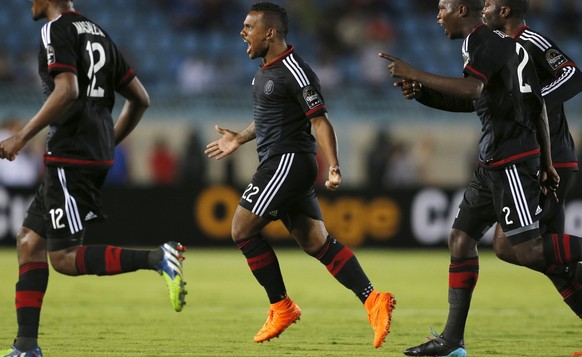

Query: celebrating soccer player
[{"left": 205, "top": 2, "right": 396, "bottom": 349}]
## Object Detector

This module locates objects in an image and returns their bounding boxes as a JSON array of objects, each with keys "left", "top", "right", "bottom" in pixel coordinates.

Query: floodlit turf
[{"left": 0, "top": 247, "right": 580, "bottom": 356}]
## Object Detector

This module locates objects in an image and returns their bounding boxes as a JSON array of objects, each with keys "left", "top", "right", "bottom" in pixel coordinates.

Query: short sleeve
[{"left": 45, "top": 22, "right": 78, "bottom": 76}]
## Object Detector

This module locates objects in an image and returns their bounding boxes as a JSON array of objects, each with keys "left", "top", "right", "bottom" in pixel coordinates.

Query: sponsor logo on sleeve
[
  {"left": 302, "top": 86, "right": 322, "bottom": 109},
  {"left": 47, "top": 45, "right": 55, "bottom": 66},
  {"left": 546, "top": 49, "right": 567, "bottom": 71}
]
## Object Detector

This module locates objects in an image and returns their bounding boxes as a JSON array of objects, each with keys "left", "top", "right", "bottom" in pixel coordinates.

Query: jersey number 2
[
  {"left": 515, "top": 43, "right": 532, "bottom": 94},
  {"left": 86, "top": 41, "right": 105, "bottom": 98}
]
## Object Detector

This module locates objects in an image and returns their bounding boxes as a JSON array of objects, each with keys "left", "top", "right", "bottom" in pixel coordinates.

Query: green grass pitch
[{"left": 0, "top": 247, "right": 580, "bottom": 356}]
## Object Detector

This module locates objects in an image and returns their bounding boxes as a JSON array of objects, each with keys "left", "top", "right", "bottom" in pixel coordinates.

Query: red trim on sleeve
[
  {"left": 557, "top": 61, "right": 579, "bottom": 71},
  {"left": 465, "top": 65, "right": 488, "bottom": 84},
  {"left": 48, "top": 63, "right": 77, "bottom": 73},
  {"left": 305, "top": 104, "right": 326, "bottom": 117},
  {"left": 554, "top": 162, "right": 579, "bottom": 169},
  {"left": 117, "top": 69, "right": 135, "bottom": 87}
]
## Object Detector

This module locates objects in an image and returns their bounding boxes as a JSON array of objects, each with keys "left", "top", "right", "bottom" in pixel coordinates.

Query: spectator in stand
[
  {"left": 105, "top": 143, "right": 132, "bottom": 186},
  {"left": 365, "top": 130, "right": 393, "bottom": 189},
  {"left": 178, "top": 129, "right": 206, "bottom": 186},
  {"left": 149, "top": 136, "right": 177, "bottom": 185}
]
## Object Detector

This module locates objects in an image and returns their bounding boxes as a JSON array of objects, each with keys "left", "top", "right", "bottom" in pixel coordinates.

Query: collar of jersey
[{"left": 262, "top": 45, "right": 294, "bottom": 69}]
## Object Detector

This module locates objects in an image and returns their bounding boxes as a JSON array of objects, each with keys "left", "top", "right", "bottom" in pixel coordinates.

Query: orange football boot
[
  {"left": 254, "top": 296, "right": 301, "bottom": 343},
  {"left": 365, "top": 290, "right": 397, "bottom": 348}
]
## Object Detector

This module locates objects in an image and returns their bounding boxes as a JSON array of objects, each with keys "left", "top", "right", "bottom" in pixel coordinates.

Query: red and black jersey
[
  {"left": 515, "top": 26, "right": 582, "bottom": 171},
  {"left": 252, "top": 46, "right": 327, "bottom": 163},
  {"left": 37, "top": 11, "right": 135, "bottom": 168},
  {"left": 463, "top": 25, "right": 543, "bottom": 168}
]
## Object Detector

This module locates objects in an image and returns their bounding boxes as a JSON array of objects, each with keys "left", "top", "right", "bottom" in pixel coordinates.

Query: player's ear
[
  {"left": 265, "top": 27, "right": 276, "bottom": 40},
  {"left": 499, "top": 5, "right": 511, "bottom": 18},
  {"left": 458, "top": 3, "right": 469, "bottom": 17}
]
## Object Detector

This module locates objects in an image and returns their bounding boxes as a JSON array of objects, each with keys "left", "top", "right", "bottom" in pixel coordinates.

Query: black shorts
[
  {"left": 239, "top": 152, "right": 323, "bottom": 223},
  {"left": 24, "top": 166, "right": 108, "bottom": 251},
  {"left": 453, "top": 158, "right": 541, "bottom": 244}
]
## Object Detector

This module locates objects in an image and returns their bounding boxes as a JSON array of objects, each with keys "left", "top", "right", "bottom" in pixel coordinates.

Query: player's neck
[
  {"left": 504, "top": 19, "right": 527, "bottom": 39},
  {"left": 47, "top": 3, "right": 75, "bottom": 21},
  {"left": 263, "top": 41, "right": 289, "bottom": 65}
]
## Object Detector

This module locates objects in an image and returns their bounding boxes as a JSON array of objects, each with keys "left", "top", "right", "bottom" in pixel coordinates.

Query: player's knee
[
  {"left": 48, "top": 248, "right": 79, "bottom": 276},
  {"left": 513, "top": 245, "right": 544, "bottom": 271},
  {"left": 231, "top": 225, "right": 247, "bottom": 241},
  {"left": 16, "top": 227, "right": 48, "bottom": 264},
  {"left": 448, "top": 229, "right": 478, "bottom": 257},
  {"left": 492, "top": 235, "right": 514, "bottom": 263}
]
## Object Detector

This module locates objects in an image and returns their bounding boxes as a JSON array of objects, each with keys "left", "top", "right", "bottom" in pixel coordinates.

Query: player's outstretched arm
[
  {"left": 114, "top": 77, "right": 150, "bottom": 145},
  {"left": 379, "top": 52, "right": 484, "bottom": 99},
  {"left": 0, "top": 72, "right": 78, "bottom": 161},
  {"left": 205, "top": 122, "right": 256, "bottom": 160}
]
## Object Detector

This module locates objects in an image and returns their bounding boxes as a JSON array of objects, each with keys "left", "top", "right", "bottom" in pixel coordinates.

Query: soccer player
[
  {"left": 482, "top": 0, "right": 582, "bottom": 318},
  {"left": 379, "top": 0, "right": 582, "bottom": 355},
  {"left": 205, "top": 2, "right": 396, "bottom": 348},
  {"left": 0, "top": 1, "right": 186, "bottom": 356}
]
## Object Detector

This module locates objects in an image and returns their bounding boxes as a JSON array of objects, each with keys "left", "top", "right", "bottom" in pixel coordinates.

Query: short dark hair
[
  {"left": 500, "top": 0, "right": 529, "bottom": 18},
  {"left": 250, "top": 2, "right": 288, "bottom": 38},
  {"left": 463, "top": 0, "right": 486, "bottom": 13}
]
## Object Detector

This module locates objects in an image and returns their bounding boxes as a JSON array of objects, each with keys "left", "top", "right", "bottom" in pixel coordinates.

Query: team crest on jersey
[
  {"left": 264, "top": 80, "right": 274, "bottom": 94},
  {"left": 303, "top": 86, "right": 322, "bottom": 109},
  {"left": 546, "top": 49, "right": 567, "bottom": 71},
  {"left": 47, "top": 45, "right": 56, "bottom": 66}
]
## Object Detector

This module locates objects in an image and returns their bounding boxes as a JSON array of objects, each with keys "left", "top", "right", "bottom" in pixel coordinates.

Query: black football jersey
[
  {"left": 463, "top": 25, "right": 543, "bottom": 168},
  {"left": 252, "top": 46, "right": 327, "bottom": 163},
  {"left": 515, "top": 26, "right": 582, "bottom": 170},
  {"left": 38, "top": 11, "right": 135, "bottom": 168}
]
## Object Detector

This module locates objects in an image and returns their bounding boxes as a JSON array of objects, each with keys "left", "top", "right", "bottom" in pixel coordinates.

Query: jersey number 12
[{"left": 86, "top": 41, "right": 105, "bottom": 98}]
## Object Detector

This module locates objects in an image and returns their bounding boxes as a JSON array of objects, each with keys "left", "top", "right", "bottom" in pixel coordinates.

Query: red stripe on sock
[
  {"left": 247, "top": 251, "right": 276, "bottom": 271},
  {"left": 450, "top": 260, "right": 479, "bottom": 269},
  {"left": 449, "top": 271, "right": 479, "bottom": 290},
  {"left": 315, "top": 238, "right": 332, "bottom": 260},
  {"left": 19, "top": 262, "right": 48, "bottom": 275},
  {"left": 235, "top": 238, "right": 254, "bottom": 250},
  {"left": 561, "top": 283, "right": 582, "bottom": 300},
  {"left": 326, "top": 247, "right": 354, "bottom": 276},
  {"left": 105, "top": 246, "right": 123, "bottom": 274},
  {"left": 563, "top": 234, "right": 572, "bottom": 262},
  {"left": 552, "top": 234, "right": 563, "bottom": 264},
  {"left": 15, "top": 291, "right": 45, "bottom": 309},
  {"left": 76, "top": 246, "right": 88, "bottom": 274}
]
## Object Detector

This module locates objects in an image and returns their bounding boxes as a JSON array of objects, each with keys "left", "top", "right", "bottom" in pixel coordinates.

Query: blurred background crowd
[{"left": 1, "top": 0, "right": 581, "bottom": 190}]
